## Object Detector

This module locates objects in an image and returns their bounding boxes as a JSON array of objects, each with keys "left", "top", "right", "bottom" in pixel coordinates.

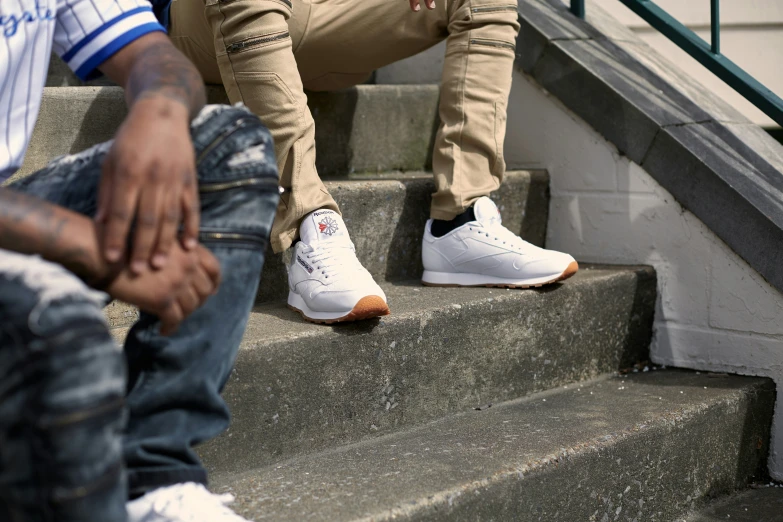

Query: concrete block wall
[{"left": 504, "top": 71, "right": 783, "bottom": 479}]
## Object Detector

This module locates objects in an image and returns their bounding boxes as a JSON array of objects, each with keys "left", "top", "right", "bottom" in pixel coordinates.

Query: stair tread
[
  {"left": 687, "top": 487, "right": 783, "bottom": 521},
  {"left": 214, "top": 371, "right": 773, "bottom": 521},
  {"left": 244, "top": 265, "right": 644, "bottom": 345},
  {"left": 197, "top": 264, "right": 655, "bottom": 478}
]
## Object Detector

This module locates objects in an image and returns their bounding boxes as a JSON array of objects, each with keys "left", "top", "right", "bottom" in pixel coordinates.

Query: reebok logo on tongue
[
  {"left": 318, "top": 215, "right": 339, "bottom": 236},
  {"left": 301, "top": 209, "right": 347, "bottom": 245}
]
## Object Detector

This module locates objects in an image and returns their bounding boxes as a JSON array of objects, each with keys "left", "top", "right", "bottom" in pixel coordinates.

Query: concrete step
[
  {"left": 212, "top": 370, "right": 774, "bottom": 522},
  {"left": 103, "top": 170, "right": 549, "bottom": 328},
  {"left": 183, "top": 265, "right": 657, "bottom": 479},
  {"left": 684, "top": 486, "right": 783, "bottom": 522},
  {"left": 15, "top": 85, "right": 439, "bottom": 180}
]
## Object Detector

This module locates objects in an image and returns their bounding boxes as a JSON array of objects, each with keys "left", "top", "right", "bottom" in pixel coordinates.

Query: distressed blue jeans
[{"left": 0, "top": 105, "right": 279, "bottom": 522}]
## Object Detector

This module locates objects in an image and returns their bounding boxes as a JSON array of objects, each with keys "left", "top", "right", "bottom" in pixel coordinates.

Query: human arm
[
  {"left": 95, "top": 31, "right": 207, "bottom": 274},
  {"left": 0, "top": 187, "right": 219, "bottom": 334},
  {"left": 0, "top": 188, "right": 109, "bottom": 286}
]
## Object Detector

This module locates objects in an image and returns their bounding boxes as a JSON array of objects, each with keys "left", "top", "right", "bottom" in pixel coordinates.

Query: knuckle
[
  {"left": 138, "top": 212, "right": 157, "bottom": 227},
  {"left": 152, "top": 293, "right": 173, "bottom": 311},
  {"left": 117, "top": 168, "right": 138, "bottom": 183},
  {"left": 164, "top": 210, "right": 180, "bottom": 223},
  {"left": 109, "top": 207, "right": 132, "bottom": 222}
]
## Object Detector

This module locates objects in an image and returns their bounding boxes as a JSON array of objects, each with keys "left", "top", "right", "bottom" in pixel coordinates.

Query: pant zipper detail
[
  {"left": 199, "top": 231, "right": 268, "bottom": 247},
  {"left": 197, "top": 118, "right": 251, "bottom": 164},
  {"left": 470, "top": 38, "right": 516, "bottom": 50},
  {"left": 51, "top": 462, "right": 123, "bottom": 502},
  {"left": 226, "top": 32, "right": 290, "bottom": 54},
  {"left": 199, "top": 177, "right": 278, "bottom": 193},
  {"left": 471, "top": 5, "right": 517, "bottom": 13}
]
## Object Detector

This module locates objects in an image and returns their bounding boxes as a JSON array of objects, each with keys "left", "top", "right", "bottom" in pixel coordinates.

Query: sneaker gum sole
[
  {"left": 287, "top": 295, "right": 391, "bottom": 325},
  {"left": 422, "top": 261, "right": 580, "bottom": 289}
]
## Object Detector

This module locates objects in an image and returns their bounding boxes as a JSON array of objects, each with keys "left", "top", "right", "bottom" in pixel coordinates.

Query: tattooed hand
[
  {"left": 97, "top": 98, "right": 199, "bottom": 274},
  {"left": 96, "top": 32, "right": 207, "bottom": 274}
]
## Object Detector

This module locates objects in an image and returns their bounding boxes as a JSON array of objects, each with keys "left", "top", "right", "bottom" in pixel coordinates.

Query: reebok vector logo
[{"left": 318, "top": 216, "right": 339, "bottom": 236}]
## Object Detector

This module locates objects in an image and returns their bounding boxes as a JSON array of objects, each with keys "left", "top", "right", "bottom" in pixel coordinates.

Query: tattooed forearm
[
  {"left": 0, "top": 188, "right": 115, "bottom": 287},
  {"left": 125, "top": 39, "right": 207, "bottom": 120}
]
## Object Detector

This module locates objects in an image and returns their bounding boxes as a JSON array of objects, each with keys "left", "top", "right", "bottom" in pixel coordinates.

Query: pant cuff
[{"left": 127, "top": 467, "right": 209, "bottom": 500}]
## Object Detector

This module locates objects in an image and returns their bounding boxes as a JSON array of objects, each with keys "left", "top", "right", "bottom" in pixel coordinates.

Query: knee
[
  {"left": 0, "top": 252, "right": 108, "bottom": 340},
  {"left": 191, "top": 105, "right": 279, "bottom": 183},
  {"left": 190, "top": 106, "right": 281, "bottom": 240},
  {"left": 0, "top": 252, "right": 124, "bottom": 427}
]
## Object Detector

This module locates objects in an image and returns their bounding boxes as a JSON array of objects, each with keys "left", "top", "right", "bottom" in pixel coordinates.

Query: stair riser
[
  {"left": 103, "top": 171, "right": 548, "bottom": 328},
  {"left": 14, "top": 85, "right": 439, "bottom": 180},
  {"left": 198, "top": 268, "right": 656, "bottom": 478},
  {"left": 397, "top": 385, "right": 773, "bottom": 522}
]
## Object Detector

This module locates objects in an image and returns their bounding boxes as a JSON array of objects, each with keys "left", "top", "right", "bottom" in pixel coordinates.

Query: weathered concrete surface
[
  {"left": 306, "top": 85, "right": 439, "bottom": 176},
  {"left": 103, "top": 170, "right": 548, "bottom": 329},
  {"left": 197, "top": 266, "right": 656, "bottom": 478},
  {"left": 14, "top": 85, "right": 438, "bottom": 180},
  {"left": 213, "top": 371, "right": 773, "bottom": 522},
  {"left": 686, "top": 487, "right": 783, "bottom": 522}
]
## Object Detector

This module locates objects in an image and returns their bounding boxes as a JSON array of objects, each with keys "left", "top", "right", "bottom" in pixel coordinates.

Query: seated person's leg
[
  {"left": 422, "top": 0, "right": 579, "bottom": 288},
  {"left": 11, "top": 105, "right": 279, "bottom": 521},
  {"left": 0, "top": 251, "right": 126, "bottom": 522},
  {"left": 172, "top": 0, "right": 432, "bottom": 323}
]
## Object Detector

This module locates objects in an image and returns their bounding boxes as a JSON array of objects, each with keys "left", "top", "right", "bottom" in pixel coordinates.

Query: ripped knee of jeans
[
  {"left": 0, "top": 249, "right": 108, "bottom": 336},
  {"left": 190, "top": 104, "right": 279, "bottom": 184}
]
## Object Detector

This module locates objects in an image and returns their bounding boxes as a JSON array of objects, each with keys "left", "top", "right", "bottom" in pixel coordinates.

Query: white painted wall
[
  {"left": 590, "top": 0, "right": 783, "bottom": 127},
  {"left": 504, "top": 70, "right": 783, "bottom": 479}
]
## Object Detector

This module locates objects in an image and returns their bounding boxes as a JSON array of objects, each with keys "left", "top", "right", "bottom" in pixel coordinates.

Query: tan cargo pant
[{"left": 170, "top": 0, "right": 520, "bottom": 253}]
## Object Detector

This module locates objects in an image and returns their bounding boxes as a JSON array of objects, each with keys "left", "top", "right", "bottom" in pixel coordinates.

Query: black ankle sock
[{"left": 430, "top": 206, "right": 476, "bottom": 238}]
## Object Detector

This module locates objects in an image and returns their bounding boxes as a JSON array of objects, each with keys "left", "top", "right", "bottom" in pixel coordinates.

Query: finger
[
  {"left": 103, "top": 166, "right": 141, "bottom": 263},
  {"left": 426, "top": 0, "right": 435, "bottom": 9},
  {"left": 197, "top": 246, "right": 222, "bottom": 290},
  {"left": 180, "top": 168, "right": 200, "bottom": 251},
  {"left": 152, "top": 188, "right": 182, "bottom": 269},
  {"left": 176, "top": 284, "right": 201, "bottom": 319},
  {"left": 190, "top": 265, "right": 216, "bottom": 301},
  {"left": 159, "top": 301, "right": 184, "bottom": 336},
  {"left": 408, "top": 0, "right": 421, "bottom": 12},
  {"left": 130, "top": 182, "right": 165, "bottom": 274},
  {"left": 96, "top": 154, "right": 114, "bottom": 223}
]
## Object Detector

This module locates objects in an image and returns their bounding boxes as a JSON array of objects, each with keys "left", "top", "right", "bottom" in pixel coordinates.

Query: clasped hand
[{"left": 96, "top": 97, "right": 220, "bottom": 335}]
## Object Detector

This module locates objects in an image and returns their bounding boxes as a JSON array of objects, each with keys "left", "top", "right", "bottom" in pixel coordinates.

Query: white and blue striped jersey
[{"left": 0, "top": 0, "right": 164, "bottom": 181}]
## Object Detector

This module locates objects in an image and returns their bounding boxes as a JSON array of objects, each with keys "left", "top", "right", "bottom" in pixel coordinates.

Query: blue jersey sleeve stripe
[
  {"left": 61, "top": 5, "right": 152, "bottom": 62},
  {"left": 74, "top": 23, "right": 164, "bottom": 80}
]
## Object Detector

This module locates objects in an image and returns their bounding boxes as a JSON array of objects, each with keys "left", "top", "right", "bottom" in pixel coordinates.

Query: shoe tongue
[
  {"left": 473, "top": 197, "right": 502, "bottom": 227},
  {"left": 300, "top": 209, "right": 348, "bottom": 244}
]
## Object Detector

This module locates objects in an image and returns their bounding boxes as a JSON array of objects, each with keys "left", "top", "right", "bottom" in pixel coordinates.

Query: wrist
[{"left": 131, "top": 92, "right": 192, "bottom": 124}]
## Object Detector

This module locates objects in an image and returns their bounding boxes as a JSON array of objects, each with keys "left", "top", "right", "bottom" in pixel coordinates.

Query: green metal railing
[{"left": 569, "top": 0, "right": 783, "bottom": 127}]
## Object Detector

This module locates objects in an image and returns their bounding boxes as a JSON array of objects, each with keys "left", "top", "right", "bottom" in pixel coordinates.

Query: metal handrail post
[
  {"left": 571, "top": 0, "right": 585, "bottom": 19},
  {"left": 711, "top": 0, "right": 720, "bottom": 54}
]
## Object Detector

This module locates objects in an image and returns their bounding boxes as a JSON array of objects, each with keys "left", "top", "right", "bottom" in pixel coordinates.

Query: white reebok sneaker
[
  {"left": 126, "top": 482, "right": 249, "bottom": 522},
  {"left": 287, "top": 209, "right": 390, "bottom": 324},
  {"left": 422, "top": 197, "right": 578, "bottom": 288}
]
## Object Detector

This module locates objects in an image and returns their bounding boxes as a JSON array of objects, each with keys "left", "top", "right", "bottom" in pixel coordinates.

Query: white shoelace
[
  {"left": 469, "top": 222, "right": 538, "bottom": 254},
  {"left": 302, "top": 238, "right": 366, "bottom": 282},
  {"left": 135, "top": 483, "right": 248, "bottom": 522}
]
